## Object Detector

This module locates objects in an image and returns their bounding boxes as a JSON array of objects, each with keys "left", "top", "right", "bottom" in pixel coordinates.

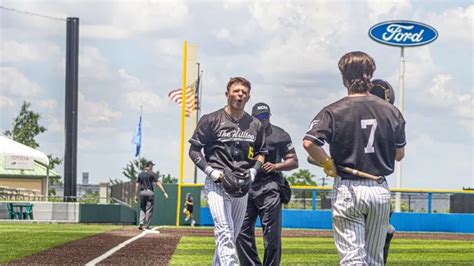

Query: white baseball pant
[
  {"left": 205, "top": 177, "right": 248, "bottom": 266},
  {"left": 332, "top": 176, "right": 391, "bottom": 265}
]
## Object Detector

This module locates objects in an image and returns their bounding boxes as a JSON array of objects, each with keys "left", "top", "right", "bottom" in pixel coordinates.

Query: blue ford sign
[{"left": 369, "top": 20, "right": 438, "bottom": 47}]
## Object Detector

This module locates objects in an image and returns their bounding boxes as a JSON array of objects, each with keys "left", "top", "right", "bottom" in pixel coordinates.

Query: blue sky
[{"left": 0, "top": 0, "right": 472, "bottom": 189}]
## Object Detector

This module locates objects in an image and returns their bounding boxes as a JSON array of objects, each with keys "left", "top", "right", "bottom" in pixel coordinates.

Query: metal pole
[
  {"left": 427, "top": 192, "right": 432, "bottom": 214},
  {"left": 395, "top": 47, "right": 405, "bottom": 212},
  {"left": 64, "top": 17, "right": 79, "bottom": 202},
  {"left": 312, "top": 191, "right": 317, "bottom": 210},
  {"left": 193, "top": 63, "right": 201, "bottom": 184}
]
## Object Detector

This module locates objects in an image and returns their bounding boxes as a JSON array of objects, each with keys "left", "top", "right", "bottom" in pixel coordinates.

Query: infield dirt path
[{"left": 7, "top": 227, "right": 474, "bottom": 265}]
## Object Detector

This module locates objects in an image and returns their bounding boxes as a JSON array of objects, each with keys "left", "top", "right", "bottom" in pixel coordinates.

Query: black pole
[
  {"left": 193, "top": 63, "right": 201, "bottom": 184},
  {"left": 64, "top": 17, "right": 79, "bottom": 202}
]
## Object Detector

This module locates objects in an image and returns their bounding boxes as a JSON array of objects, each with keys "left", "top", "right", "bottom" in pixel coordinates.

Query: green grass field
[
  {"left": 170, "top": 236, "right": 474, "bottom": 265},
  {"left": 0, "top": 223, "right": 121, "bottom": 264},
  {"left": 1, "top": 223, "right": 473, "bottom": 265}
]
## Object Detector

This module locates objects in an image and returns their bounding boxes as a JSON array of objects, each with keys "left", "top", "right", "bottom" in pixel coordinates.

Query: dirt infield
[{"left": 8, "top": 227, "right": 474, "bottom": 265}]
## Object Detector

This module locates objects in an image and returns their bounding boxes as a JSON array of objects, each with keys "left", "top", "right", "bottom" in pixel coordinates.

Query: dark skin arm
[{"left": 262, "top": 149, "right": 299, "bottom": 173}]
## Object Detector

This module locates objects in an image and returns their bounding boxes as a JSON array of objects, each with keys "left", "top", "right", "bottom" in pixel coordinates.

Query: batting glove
[
  {"left": 249, "top": 168, "right": 257, "bottom": 182},
  {"left": 322, "top": 157, "right": 337, "bottom": 177},
  {"left": 205, "top": 166, "right": 223, "bottom": 183}
]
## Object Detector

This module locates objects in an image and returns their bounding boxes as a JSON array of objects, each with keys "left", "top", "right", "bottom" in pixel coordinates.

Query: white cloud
[
  {"left": 427, "top": 74, "right": 473, "bottom": 135},
  {"left": 0, "top": 96, "right": 14, "bottom": 108},
  {"left": 46, "top": 117, "right": 63, "bottom": 134},
  {"left": 38, "top": 99, "right": 58, "bottom": 111},
  {"left": 366, "top": 0, "right": 412, "bottom": 21},
  {"left": 216, "top": 28, "right": 231, "bottom": 41},
  {"left": 251, "top": 1, "right": 351, "bottom": 77},
  {"left": 0, "top": 67, "right": 41, "bottom": 97},
  {"left": 425, "top": 5, "right": 473, "bottom": 43},
  {"left": 79, "top": 46, "right": 111, "bottom": 80},
  {"left": 79, "top": 92, "right": 122, "bottom": 127},
  {"left": 81, "top": 25, "right": 130, "bottom": 39},
  {"left": 118, "top": 69, "right": 169, "bottom": 113},
  {"left": 153, "top": 39, "right": 182, "bottom": 57},
  {"left": 0, "top": 40, "right": 61, "bottom": 63},
  {"left": 80, "top": 0, "right": 190, "bottom": 39}
]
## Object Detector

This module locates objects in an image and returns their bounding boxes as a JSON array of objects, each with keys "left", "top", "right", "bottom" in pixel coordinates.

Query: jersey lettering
[{"left": 361, "top": 119, "right": 377, "bottom": 153}]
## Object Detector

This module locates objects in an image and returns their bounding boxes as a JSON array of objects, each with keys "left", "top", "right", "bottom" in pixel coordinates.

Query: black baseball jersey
[
  {"left": 304, "top": 95, "right": 406, "bottom": 179},
  {"left": 137, "top": 171, "right": 159, "bottom": 191},
  {"left": 256, "top": 124, "right": 295, "bottom": 180},
  {"left": 189, "top": 108, "right": 267, "bottom": 171}
]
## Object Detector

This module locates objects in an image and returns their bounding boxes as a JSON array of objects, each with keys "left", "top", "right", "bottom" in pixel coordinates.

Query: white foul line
[{"left": 85, "top": 228, "right": 160, "bottom": 266}]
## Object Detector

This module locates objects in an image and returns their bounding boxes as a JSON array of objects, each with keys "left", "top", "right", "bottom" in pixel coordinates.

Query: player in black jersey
[
  {"left": 236, "top": 102, "right": 298, "bottom": 266},
  {"left": 189, "top": 77, "right": 267, "bottom": 265},
  {"left": 303, "top": 51, "right": 406, "bottom": 265}
]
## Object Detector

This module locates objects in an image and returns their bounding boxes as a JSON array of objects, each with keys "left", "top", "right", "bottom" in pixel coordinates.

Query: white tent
[
  {"left": 0, "top": 136, "right": 51, "bottom": 199},
  {"left": 0, "top": 135, "right": 49, "bottom": 166}
]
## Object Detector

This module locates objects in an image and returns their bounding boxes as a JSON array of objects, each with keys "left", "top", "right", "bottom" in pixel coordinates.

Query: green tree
[
  {"left": 3, "top": 101, "right": 63, "bottom": 195},
  {"left": 161, "top": 173, "right": 178, "bottom": 184},
  {"left": 3, "top": 101, "right": 46, "bottom": 149},
  {"left": 122, "top": 157, "right": 148, "bottom": 181},
  {"left": 286, "top": 169, "right": 318, "bottom": 186},
  {"left": 285, "top": 169, "right": 318, "bottom": 209}
]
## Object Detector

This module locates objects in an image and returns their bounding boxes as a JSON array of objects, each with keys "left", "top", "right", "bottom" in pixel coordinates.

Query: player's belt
[{"left": 340, "top": 172, "right": 386, "bottom": 184}]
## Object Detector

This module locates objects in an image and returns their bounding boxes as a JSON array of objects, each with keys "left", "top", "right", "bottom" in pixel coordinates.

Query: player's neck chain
[{"left": 224, "top": 106, "right": 244, "bottom": 123}]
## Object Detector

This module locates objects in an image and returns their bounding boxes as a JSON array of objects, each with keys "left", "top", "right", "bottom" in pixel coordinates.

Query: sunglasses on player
[{"left": 255, "top": 113, "right": 270, "bottom": 120}]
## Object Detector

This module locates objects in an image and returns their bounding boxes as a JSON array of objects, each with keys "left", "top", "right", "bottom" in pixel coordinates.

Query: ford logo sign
[{"left": 369, "top": 20, "right": 438, "bottom": 47}]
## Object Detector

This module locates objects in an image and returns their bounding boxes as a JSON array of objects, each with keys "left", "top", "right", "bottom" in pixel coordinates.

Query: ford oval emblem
[{"left": 369, "top": 20, "right": 438, "bottom": 47}]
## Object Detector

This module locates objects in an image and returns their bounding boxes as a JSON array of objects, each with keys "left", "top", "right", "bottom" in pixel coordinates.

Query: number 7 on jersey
[{"left": 361, "top": 119, "right": 377, "bottom": 153}]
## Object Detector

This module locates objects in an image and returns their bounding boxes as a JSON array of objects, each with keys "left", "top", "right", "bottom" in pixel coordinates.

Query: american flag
[{"left": 168, "top": 81, "right": 199, "bottom": 117}]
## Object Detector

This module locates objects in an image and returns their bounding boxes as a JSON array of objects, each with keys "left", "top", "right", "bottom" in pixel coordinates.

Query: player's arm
[
  {"left": 395, "top": 148, "right": 404, "bottom": 161},
  {"left": 303, "top": 140, "right": 330, "bottom": 166},
  {"left": 395, "top": 110, "right": 406, "bottom": 162},
  {"left": 303, "top": 140, "right": 337, "bottom": 177},
  {"left": 277, "top": 150, "right": 299, "bottom": 171},
  {"left": 303, "top": 109, "right": 337, "bottom": 177},
  {"left": 188, "top": 115, "right": 224, "bottom": 182},
  {"left": 134, "top": 177, "right": 140, "bottom": 203},
  {"left": 155, "top": 180, "right": 168, "bottom": 199},
  {"left": 189, "top": 145, "right": 223, "bottom": 182}
]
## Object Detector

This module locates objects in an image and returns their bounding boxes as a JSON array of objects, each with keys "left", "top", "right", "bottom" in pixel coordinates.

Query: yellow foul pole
[{"left": 176, "top": 40, "right": 188, "bottom": 226}]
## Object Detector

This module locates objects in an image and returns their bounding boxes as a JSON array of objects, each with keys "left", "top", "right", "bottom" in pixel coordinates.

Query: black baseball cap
[
  {"left": 145, "top": 161, "right": 156, "bottom": 167},
  {"left": 252, "top": 102, "right": 271, "bottom": 116}
]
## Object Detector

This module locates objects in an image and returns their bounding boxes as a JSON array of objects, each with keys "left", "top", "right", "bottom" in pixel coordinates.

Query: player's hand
[
  {"left": 322, "top": 157, "right": 337, "bottom": 177},
  {"left": 209, "top": 169, "right": 224, "bottom": 183},
  {"left": 262, "top": 162, "right": 277, "bottom": 173},
  {"left": 163, "top": 192, "right": 168, "bottom": 199},
  {"left": 248, "top": 168, "right": 257, "bottom": 182},
  {"left": 134, "top": 197, "right": 138, "bottom": 204}
]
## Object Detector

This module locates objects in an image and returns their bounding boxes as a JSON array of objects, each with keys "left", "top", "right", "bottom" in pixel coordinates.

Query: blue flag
[{"left": 131, "top": 115, "right": 142, "bottom": 157}]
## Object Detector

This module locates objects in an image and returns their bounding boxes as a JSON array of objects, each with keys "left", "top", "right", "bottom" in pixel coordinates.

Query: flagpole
[
  {"left": 193, "top": 63, "right": 202, "bottom": 184},
  {"left": 140, "top": 105, "right": 142, "bottom": 156},
  {"left": 176, "top": 40, "right": 187, "bottom": 226}
]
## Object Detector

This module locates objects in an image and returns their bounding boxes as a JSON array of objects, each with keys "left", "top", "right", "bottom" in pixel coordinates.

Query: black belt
[{"left": 340, "top": 173, "right": 386, "bottom": 184}]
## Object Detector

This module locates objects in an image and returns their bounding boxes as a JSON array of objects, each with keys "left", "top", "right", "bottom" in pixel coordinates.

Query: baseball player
[
  {"left": 134, "top": 161, "right": 169, "bottom": 230},
  {"left": 303, "top": 51, "right": 406, "bottom": 265},
  {"left": 236, "top": 102, "right": 299, "bottom": 266},
  {"left": 183, "top": 193, "right": 196, "bottom": 226},
  {"left": 189, "top": 77, "right": 267, "bottom": 266}
]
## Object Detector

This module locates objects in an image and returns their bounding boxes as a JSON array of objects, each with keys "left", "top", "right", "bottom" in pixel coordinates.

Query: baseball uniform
[
  {"left": 304, "top": 94, "right": 406, "bottom": 265},
  {"left": 189, "top": 108, "right": 266, "bottom": 266},
  {"left": 137, "top": 171, "right": 159, "bottom": 229}
]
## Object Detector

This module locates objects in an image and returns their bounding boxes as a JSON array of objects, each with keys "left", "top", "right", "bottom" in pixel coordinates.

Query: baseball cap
[
  {"left": 145, "top": 161, "right": 156, "bottom": 167},
  {"left": 252, "top": 102, "right": 271, "bottom": 116}
]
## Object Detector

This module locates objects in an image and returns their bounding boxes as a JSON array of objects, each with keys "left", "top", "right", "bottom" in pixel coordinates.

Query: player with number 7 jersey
[{"left": 303, "top": 51, "right": 406, "bottom": 265}]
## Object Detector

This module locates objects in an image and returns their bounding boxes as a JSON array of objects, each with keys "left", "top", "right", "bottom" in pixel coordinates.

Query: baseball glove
[{"left": 222, "top": 167, "right": 252, "bottom": 198}]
